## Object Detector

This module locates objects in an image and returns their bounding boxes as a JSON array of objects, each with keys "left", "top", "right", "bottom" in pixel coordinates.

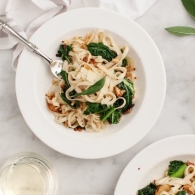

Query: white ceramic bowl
[{"left": 16, "top": 8, "right": 166, "bottom": 159}]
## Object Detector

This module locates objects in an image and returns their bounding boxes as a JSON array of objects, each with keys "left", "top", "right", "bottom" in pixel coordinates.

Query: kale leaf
[
  {"left": 168, "top": 160, "right": 187, "bottom": 178},
  {"left": 122, "top": 58, "right": 128, "bottom": 67},
  {"left": 57, "top": 44, "right": 72, "bottom": 63},
  {"left": 107, "top": 109, "right": 122, "bottom": 124},
  {"left": 83, "top": 79, "right": 134, "bottom": 124},
  {"left": 84, "top": 103, "right": 107, "bottom": 115},
  {"left": 176, "top": 191, "right": 186, "bottom": 195},
  {"left": 100, "top": 107, "right": 115, "bottom": 122},
  {"left": 138, "top": 183, "right": 157, "bottom": 195},
  {"left": 106, "top": 99, "right": 123, "bottom": 124},
  {"left": 84, "top": 102, "right": 122, "bottom": 124},
  {"left": 60, "top": 93, "right": 79, "bottom": 109},
  {"left": 87, "top": 42, "right": 117, "bottom": 62},
  {"left": 60, "top": 70, "right": 77, "bottom": 96},
  {"left": 117, "top": 78, "right": 135, "bottom": 113},
  {"left": 60, "top": 70, "right": 79, "bottom": 108},
  {"left": 60, "top": 70, "right": 70, "bottom": 89},
  {"left": 83, "top": 102, "right": 116, "bottom": 122}
]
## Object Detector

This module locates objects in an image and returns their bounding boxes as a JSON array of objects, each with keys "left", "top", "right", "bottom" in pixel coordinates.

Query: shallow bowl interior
[
  {"left": 16, "top": 8, "right": 165, "bottom": 159},
  {"left": 35, "top": 27, "right": 146, "bottom": 139}
]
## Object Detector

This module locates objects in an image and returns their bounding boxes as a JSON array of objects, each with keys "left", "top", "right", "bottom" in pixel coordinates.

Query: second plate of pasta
[{"left": 114, "top": 135, "right": 195, "bottom": 195}]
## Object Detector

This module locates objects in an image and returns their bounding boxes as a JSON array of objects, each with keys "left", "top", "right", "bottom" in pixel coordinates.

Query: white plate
[
  {"left": 114, "top": 135, "right": 195, "bottom": 195},
  {"left": 16, "top": 8, "right": 166, "bottom": 159}
]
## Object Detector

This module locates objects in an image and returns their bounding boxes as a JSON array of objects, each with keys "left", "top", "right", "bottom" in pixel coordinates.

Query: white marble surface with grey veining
[{"left": 0, "top": 0, "right": 195, "bottom": 194}]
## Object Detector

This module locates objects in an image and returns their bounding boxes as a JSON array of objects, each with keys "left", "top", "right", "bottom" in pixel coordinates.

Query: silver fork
[{"left": 0, "top": 19, "right": 63, "bottom": 78}]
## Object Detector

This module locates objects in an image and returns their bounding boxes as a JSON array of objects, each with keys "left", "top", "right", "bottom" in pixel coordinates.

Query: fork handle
[{"left": 0, "top": 19, "right": 52, "bottom": 64}]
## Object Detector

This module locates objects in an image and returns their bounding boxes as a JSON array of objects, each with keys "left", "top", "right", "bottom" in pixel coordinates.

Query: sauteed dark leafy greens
[
  {"left": 138, "top": 160, "right": 195, "bottom": 195},
  {"left": 46, "top": 29, "right": 136, "bottom": 132}
]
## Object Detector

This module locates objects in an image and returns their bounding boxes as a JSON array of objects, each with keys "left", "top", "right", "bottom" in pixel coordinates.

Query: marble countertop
[{"left": 1, "top": 0, "right": 195, "bottom": 194}]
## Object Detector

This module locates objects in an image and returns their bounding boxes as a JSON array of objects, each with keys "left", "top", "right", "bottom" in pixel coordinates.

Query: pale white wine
[
  {"left": 0, "top": 163, "right": 45, "bottom": 195},
  {"left": 0, "top": 153, "right": 57, "bottom": 195}
]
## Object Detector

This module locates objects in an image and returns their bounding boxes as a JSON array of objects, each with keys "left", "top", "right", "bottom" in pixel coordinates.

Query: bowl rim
[{"left": 16, "top": 8, "right": 166, "bottom": 159}]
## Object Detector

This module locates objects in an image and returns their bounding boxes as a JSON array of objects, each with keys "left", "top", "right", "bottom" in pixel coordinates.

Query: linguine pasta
[
  {"left": 155, "top": 163, "right": 195, "bottom": 195},
  {"left": 138, "top": 160, "right": 195, "bottom": 195},
  {"left": 46, "top": 29, "right": 135, "bottom": 132}
]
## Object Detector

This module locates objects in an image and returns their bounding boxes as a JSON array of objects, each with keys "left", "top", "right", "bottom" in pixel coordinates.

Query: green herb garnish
[
  {"left": 165, "top": 0, "right": 195, "bottom": 36},
  {"left": 181, "top": 0, "right": 195, "bottom": 20},
  {"left": 165, "top": 26, "right": 195, "bottom": 36},
  {"left": 73, "top": 77, "right": 106, "bottom": 97}
]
